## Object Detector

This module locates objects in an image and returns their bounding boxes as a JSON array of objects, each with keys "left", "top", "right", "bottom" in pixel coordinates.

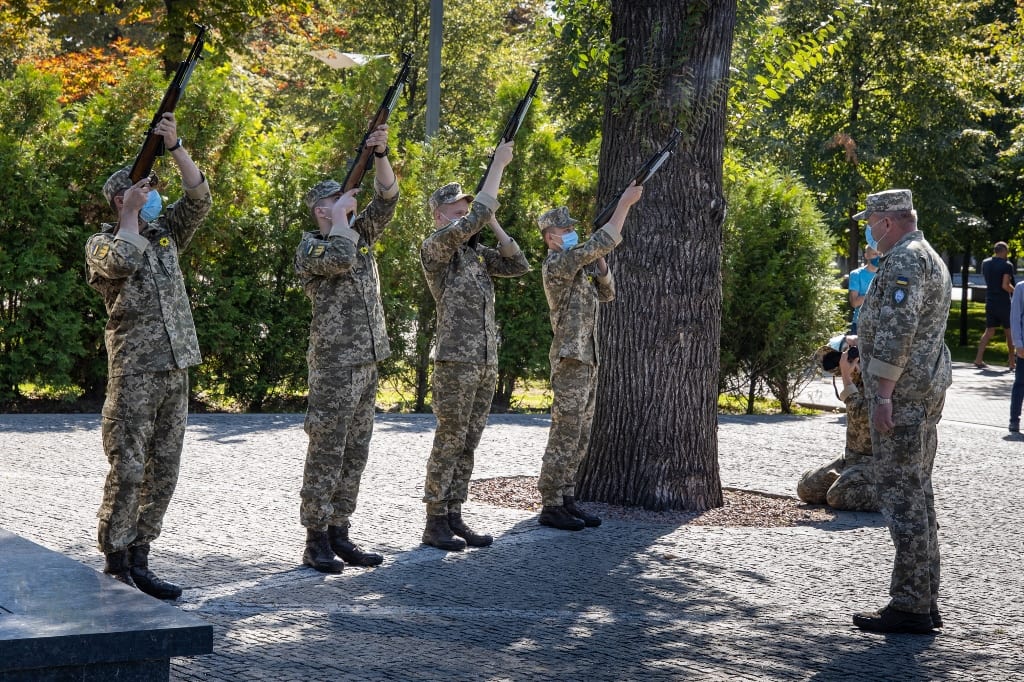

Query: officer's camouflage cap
[
  {"left": 537, "top": 206, "right": 578, "bottom": 233},
  {"left": 852, "top": 189, "right": 914, "bottom": 221},
  {"left": 102, "top": 166, "right": 134, "bottom": 205},
  {"left": 429, "top": 182, "right": 474, "bottom": 212},
  {"left": 305, "top": 179, "right": 344, "bottom": 213}
]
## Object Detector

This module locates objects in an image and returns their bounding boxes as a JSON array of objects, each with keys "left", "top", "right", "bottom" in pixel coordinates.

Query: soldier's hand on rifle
[
  {"left": 493, "top": 140, "right": 514, "bottom": 169},
  {"left": 331, "top": 188, "right": 361, "bottom": 227},
  {"left": 123, "top": 178, "right": 154, "bottom": 214},
  {"left": 154, "top": 112, "right": 179, "bottom": 150},
  {"left": 618, "top": 182, "right": 643, "bottom": 210},
  {"left": 366, "top": 125, "right": 388, "bottom": 154}
]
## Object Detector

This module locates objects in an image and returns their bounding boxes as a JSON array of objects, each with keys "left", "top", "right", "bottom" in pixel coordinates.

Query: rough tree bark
[{"left": 577, "top": 0, "right": 737, "bottom": 511}]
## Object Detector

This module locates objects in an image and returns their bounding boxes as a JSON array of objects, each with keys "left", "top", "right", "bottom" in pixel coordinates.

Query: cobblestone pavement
[{"left": 1, "top": 362, "right": 1022, "bottom": 681}]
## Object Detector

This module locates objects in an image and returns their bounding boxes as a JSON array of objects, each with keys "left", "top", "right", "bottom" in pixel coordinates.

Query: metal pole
[{"left": 425, "top": 0, "right": 443, "bottom": 138}]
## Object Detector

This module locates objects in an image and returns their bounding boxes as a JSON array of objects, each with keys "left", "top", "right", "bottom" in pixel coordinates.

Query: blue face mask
[
  {"left": 139, "top": 190, "right": 163, "bottom": 223},
  {"left": 865, "top": 223, "right": 878, "bottom": 251},
  {"left": 560, "top": 231, "right": 579, "bottom": 250},
  {"left": 870, "top": 257, "right": 880, "bottom": 267}
]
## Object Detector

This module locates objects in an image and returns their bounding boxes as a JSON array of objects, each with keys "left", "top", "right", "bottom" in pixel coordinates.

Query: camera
[{"left": 817, "top": 334, "right": 858, "bottom": 374}]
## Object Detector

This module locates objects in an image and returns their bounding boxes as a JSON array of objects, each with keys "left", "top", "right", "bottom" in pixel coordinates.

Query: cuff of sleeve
[
  {"left": 839, "top": 385, "right": 859, "bottom": 402},
  {"left": 115, "top": 231, "right": 149, "bottom": 253},
  {"left": 866, "top": 358, "right": 903, "bottom": 382},
  {"left": 184, "top": 174, "right": 210, "bottom": 199},
  {"left": 328, "top": 224, "right": 360, "bottom": 244},
  {"left": 599, "top": 224, "right": 623, "bottom": 245},
  {"left": 474, "top": 191, "right": 499, "bottom": 212},
  {"left": 498, "top": 238, "right": 520, "bottom": 258}
]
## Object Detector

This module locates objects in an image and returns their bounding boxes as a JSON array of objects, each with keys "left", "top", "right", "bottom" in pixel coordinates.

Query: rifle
[
  {"left": 341, "top": 52, "right": 414, "bottom": 193},
  {"left": 128, "top": 24, "right": 208, "bottom": 185},
  {"left": 468, "top": 68, "right": 540, "bottom": 247},
  {"left": 592, "top": 128, "right": 681, "bottom": 227}
]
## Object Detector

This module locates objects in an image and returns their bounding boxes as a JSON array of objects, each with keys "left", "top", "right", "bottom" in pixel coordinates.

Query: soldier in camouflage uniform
[
  {"left": 85, "top": 112, "right": 211, "bottom": 599},
  {"left": 536, "top": 184, "right": 643, "bottom": 531},
  {"left": 797, "top": 338, "right": 878, "bottom": 512},
  {"left": 295, "top": 125, "right": 398, "bottom": 573},
  {"left": 420, "top": 140, "right": 530, "bottom": 551},
  {"left": 849, "top": 189, "right": 952, "bottom": 634}
]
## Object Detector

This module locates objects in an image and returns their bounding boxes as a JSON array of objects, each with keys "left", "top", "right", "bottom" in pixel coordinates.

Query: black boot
[
  {"left": 852, "top": 605, "right": 935, "bottom": 634},
  {"left": 128, "top": 544, "right": 182, "bottom": 600},
  {"left": 328, "top": 524, "right": 383, "bottom": 567},
  {"left": 421, "top": 514, "right": 466, "bottom": 551},
  {"left": 447, "top": 512, "right": 493, "bottom": 547},
  {"left": 103, "top": 550, "right": 137, "bottom": 588},
  {"left": 538, "top": 505, "right": 586, "bottom": 531},
  {"left": 302, "top": 529, "right": 344, "bottom": 574},
  {"left": 563, "top": 495, "right": 601, "bottom": 527}
]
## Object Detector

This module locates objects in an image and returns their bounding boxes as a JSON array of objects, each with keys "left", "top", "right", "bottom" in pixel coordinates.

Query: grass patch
[
  {"left": 717, "top": 393, "right": 817, "bottom": 416},
  {"left": 947, "top": 300, "right": 1013, "bottom": 365}
]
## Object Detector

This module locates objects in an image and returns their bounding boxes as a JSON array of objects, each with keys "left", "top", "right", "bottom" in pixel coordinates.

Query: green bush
[{"left": 720, "top": 160, "right": 842, "bottom": 413}]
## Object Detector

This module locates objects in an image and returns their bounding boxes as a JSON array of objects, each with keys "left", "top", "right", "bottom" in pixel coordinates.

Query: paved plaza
[{"left": 1, "top": 362, "right": 1022, "bottom": 680}]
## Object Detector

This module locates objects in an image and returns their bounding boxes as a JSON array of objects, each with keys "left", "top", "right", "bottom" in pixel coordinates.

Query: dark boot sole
[
  {"left": 302, "top": 553, "right": 344, "bottom": 574},
  {"left": 421, "top": 539, "right": 466, "bottom": 551},
  {"left": 538, "top": 519, "right": 585, "bottom": 531}
]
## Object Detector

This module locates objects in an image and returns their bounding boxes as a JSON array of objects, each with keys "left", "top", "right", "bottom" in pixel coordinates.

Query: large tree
[{"left": 578, "top": 0, "right": 737, "bottom": 511}]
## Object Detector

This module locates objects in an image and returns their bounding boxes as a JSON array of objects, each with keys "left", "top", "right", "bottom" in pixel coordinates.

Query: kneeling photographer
[{"left": 796, "top": 335, "right": 879, "bottom": 512}]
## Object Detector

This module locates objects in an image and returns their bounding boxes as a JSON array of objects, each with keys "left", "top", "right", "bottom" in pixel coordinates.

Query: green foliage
[
  {"left": 0, "top": 66, "right": 82, "bottom": 401},
  {"left": 720, "top": 157, "right": 843, "bottom": 414}
]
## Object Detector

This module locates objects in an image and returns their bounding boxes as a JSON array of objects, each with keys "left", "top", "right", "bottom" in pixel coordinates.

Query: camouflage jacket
[
  {"left": 859, "top": 230, "right": 953, "bottom": 402},
  {"left": 85, "top": 177, "right": 212, "bottom": 377},
  {"left": 420, "top": 192, "right": 530, "bottom": 366},
  {"left": 542, "top": 224, "right": 621, "bottom": 366},
  {"left": 295, "top": 184, "right": 399, "bottom": 370},
  {"left": 839, "top": 374, "right": 872, "bottom": 458}
]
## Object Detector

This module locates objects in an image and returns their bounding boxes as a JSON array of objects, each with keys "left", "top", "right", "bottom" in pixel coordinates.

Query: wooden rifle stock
[
  {"left": 592, "top": 128, "right": 681, "bottom": 228},
  {"left": 467, "top": 69, "right": 540, "bottom": 248},
  {"left": 341, "top": 52, "right": 413, "bottom": 194},
  {"left": 128, "top": 24, "right": 207, "bottom": 185}
]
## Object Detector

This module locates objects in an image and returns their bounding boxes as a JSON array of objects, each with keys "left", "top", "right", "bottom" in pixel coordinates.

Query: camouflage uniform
[
  {"left": 420, "top": 184, "right": 530, "bottom": 516},
  {"left": 85, "top": 168, "right": 212, "bottom": 554},
  {"left": 296, "top": 179, "right": 398, "bottom": 531},
  {"left": 858, "top": 216, "right": 952, "bottom": 616},
  {"left": 538, "top": 208, "right": 621, "bottom": 507},
  {"left": 796, "top": 371, "right": 878, "bottom": 512}
]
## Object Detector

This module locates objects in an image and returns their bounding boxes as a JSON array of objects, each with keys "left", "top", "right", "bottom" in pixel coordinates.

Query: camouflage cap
[
  {"left": 536, "top": 206, "right": 578, "bottom": 232},
  {"left": 102, "top": 166, "right": 133, "bottom": 205},
  {"left": 428, "top": 182, "right": 474, "bottom": 212},
  {"left": 852, "top": 189, "right": 914, "bottom": 221},
  {"left": 305, "top": 179, "right": 344, "bottom": 213}
]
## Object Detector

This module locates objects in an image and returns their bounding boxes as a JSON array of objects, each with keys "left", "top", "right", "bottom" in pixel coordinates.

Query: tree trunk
[
  {"left": 413, "top": 289, "right": 436, "bottom": 413},
  {"left": 578, "top": 0, "right": 737, "bottom": 511}
]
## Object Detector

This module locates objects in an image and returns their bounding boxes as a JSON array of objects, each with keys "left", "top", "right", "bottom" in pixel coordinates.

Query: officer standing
[
  {"left": 86, "top": 112, "right": 211, "bottom": 599},
  {"left": 419, "top": 140, "right": 530, "bottom": 551},
  {"left": 535, "top": 184, "right": 642, "bottom": 531},
  {"left": 850, "top": 189, "right": 952, "bottom": 634},
  {"left": 295, "top": 125, "right": 398, "bottom": 573}
]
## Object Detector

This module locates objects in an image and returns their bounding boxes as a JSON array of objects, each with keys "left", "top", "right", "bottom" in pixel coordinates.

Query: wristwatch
[
  {"left": 874, "top": 396, "right": 892, "bottom": 405},
  {"left": 373, "top": 145, "right": 389, "bottom": 158},
  {"left": 167, "top": 138, "right": 183, "bottom": 152}
]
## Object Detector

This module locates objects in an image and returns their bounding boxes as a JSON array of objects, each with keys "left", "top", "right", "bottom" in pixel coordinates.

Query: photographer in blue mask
[
  {"left": 847, "top": 244, "right": 880, "bottom": 334},
  {"left": 85, "top": 111, "right": 211, "bottom": 599}
]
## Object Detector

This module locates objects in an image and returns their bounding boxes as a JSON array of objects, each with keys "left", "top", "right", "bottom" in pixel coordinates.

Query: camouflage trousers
[
  {"left": 422, "top": 361, "right": 497, "bottom": 516},
  {"left": 538, "top": 358, "right": 597, "bottom": 507},
  {"left": 300, "top": 363, "right": 378, "bottom": 530},
  {"left": 97, "top": 368, "right": 188, "bottom": 554},
  {"left": 871, "top": 395, "right": 944, "bottom": 614},
  {"left": 796, "top": 450, "right": 878, "bottom": 512}
]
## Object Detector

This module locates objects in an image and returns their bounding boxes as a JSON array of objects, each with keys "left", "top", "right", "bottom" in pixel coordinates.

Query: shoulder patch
[
  {"left": 895, "top": 275, "right": 910, "bottom": 286},
  {"left": 893, "top": 288, "right": 907, "bottom": 304},
  {"left": 91, "top": 242, "right": 110, "bottom": 259},
  {"left": 307, "top": 242, "right": 326, "bottom": 258}
]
